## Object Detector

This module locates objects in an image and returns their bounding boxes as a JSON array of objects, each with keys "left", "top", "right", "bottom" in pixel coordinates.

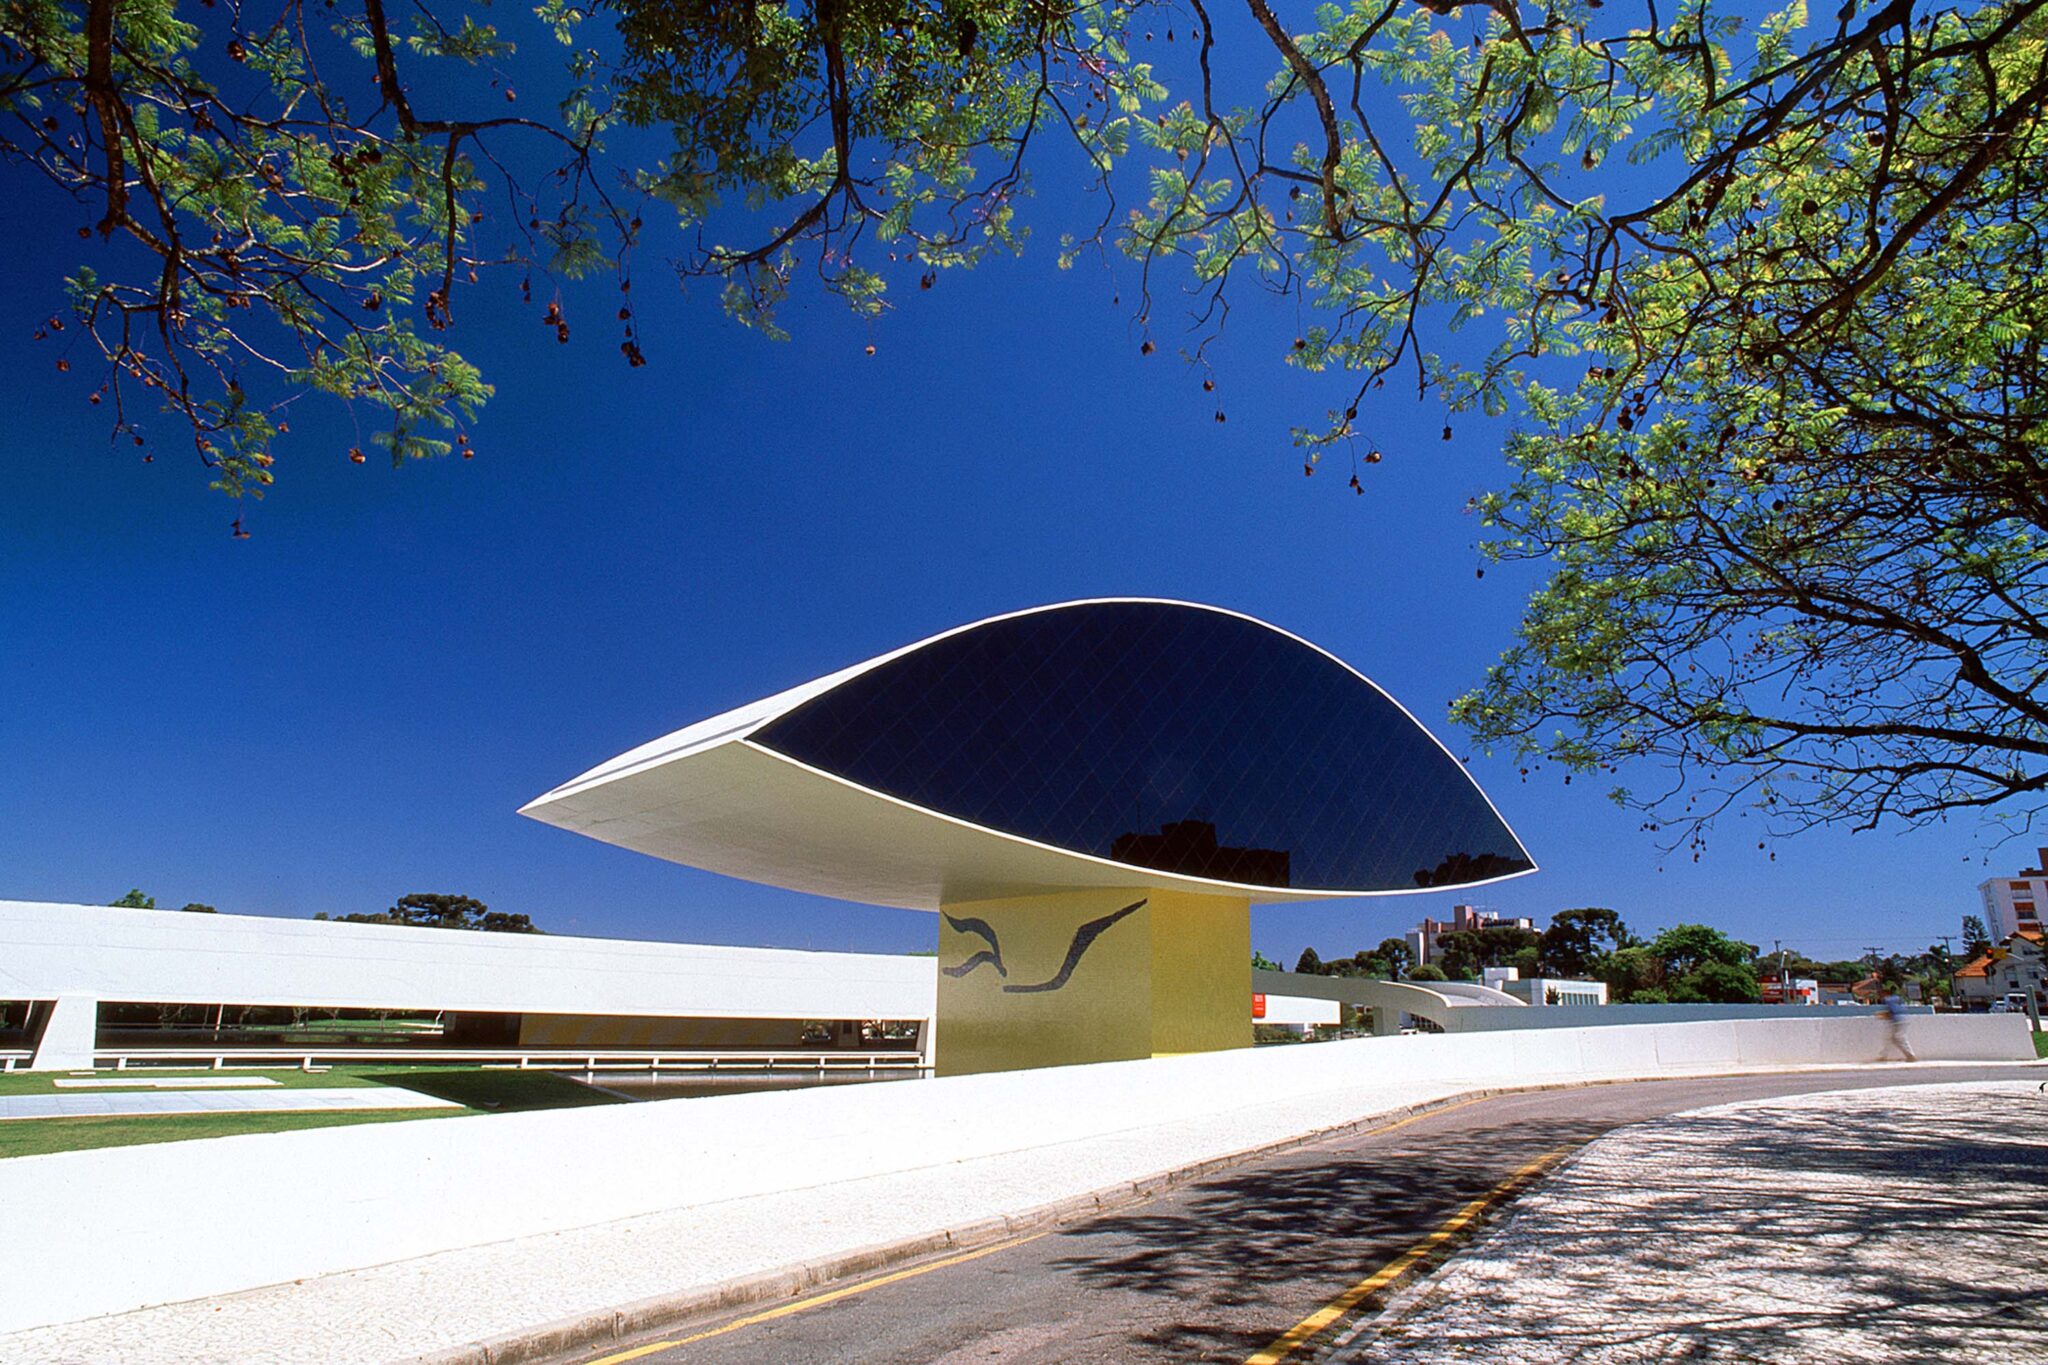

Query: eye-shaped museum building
[{"left": 522, "top": 599, "right": 1535, "bottom": 1074}]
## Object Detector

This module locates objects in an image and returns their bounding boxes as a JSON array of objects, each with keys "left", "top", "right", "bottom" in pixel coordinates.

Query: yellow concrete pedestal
[{"left": 934, "top": 887, "right": 1251, "bottom": 1076}]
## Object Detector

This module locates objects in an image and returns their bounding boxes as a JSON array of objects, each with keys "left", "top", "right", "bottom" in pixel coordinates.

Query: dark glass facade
[{"left": 751, "top": 602, "right": 1532, "bottom": 893}]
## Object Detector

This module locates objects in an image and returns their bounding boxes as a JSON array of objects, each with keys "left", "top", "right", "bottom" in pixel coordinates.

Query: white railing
[{"left": 83, "top": 1046, "right": 929, "bottom": 1076}]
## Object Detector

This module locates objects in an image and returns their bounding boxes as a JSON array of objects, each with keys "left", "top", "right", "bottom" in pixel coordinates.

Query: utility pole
[
  {"left": 1774, "top": 939, "right": 1790, "bottom": 1007},
  {"left": 1937, "top": 936, "right": 1957, "bottom": 1012}
]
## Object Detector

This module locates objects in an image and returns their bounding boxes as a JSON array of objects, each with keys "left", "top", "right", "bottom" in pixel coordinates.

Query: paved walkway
[
  {"left": 0, "top": 1088, "right": 460, "bottom": 1121},
  {"left": 1350, "top": 1080, "right": 2048, "bottom": 1362},
  {"left": 52, "top": 1076, "right": 283, "bottom": 1089}
]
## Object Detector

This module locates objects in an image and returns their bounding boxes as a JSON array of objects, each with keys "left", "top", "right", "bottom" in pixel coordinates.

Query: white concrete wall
[
  {"left": 1252, "top": 970, "right": 1495, "bottom": 1033},
  {"left": 1440, "top": 1001, "right": 1872, "bottom": 1031},
  {"left": 26, "top": 996, "right": 95, "bottom": 1070},
  {"left": 0, "top": 1011, "right": 2027, "bottom": 1334},
  {"left": 1258, "top": 994, "right": 1340, "bottom": 1026},
  {"left": 0, "top": 901, "right": 935, "bottom": 1022}
]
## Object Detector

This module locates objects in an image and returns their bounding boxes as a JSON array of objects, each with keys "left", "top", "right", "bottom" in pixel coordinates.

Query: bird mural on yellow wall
[{"left": 942, "top": 899, "right": 1147, "bottom": 994}]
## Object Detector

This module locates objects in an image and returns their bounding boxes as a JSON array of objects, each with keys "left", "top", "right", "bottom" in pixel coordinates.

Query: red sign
[{"left": 1252, "top": 993, "right": 1267, "bottom": 1019}]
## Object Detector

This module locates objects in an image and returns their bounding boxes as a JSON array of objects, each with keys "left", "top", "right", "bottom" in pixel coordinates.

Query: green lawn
[
  {"left": 0, "top": 1065, "right": 627, "bottom": 1157},
  {"left": 0, "top": 1066, "right": 384, "bottom": 1096},
  {"left": 2034, "top": 1030, "right": 2048, "bottom": 1059},
  {"left": 0, "top": 1063, "right": 636, "bottom": 1099},
  {"left": 0, "top": 1106, "right": 473, "bottom": 1159}
]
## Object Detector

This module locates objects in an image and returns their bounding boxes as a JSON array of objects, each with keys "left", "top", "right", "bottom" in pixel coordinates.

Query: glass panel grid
[{"left": 752, "top": 603, "right": 1532, "bottom": 892}]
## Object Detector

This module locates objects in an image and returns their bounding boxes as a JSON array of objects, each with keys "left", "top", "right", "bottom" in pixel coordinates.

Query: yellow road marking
[
  {"left": 1242, "top": 1146, "right": 1573, "bottom": 1365},
  {"left": 582, "top": 1092, "right": 1516, "bottom": 1365},
  {"left": 580, "top": 1230, "right": 1052, "bottom": 1365}
]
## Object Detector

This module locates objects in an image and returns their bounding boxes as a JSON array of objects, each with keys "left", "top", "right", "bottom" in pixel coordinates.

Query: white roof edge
[
  {"left": 521, "top": 597, "right": 1535, "bottom": 875},
  {"left": 0, "top": 898, "right": 923, "bottom": 967}
]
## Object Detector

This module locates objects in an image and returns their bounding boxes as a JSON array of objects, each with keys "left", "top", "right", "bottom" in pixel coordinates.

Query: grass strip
[
  {"left": 0, "top": 1106, "right": 472, "bottom": 1159},
  {"left": 0, "top": 1067, "right": 386, "bottom": 1096},
  {"left": 0, "top": 1065, "right": 622, "bottom": 1156}
]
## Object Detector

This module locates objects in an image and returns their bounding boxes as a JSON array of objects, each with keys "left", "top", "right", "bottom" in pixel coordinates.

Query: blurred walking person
[{"left": 1878, "top": 992, "right": 1917, "bottom": 1062}]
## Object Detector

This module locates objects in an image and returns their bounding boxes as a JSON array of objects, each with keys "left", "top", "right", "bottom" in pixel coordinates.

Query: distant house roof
[{"left": 1958, "top": 933, "right": 2045, "bottom": 983}]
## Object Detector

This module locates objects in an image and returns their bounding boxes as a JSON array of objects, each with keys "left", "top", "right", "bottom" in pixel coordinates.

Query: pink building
[{"left": 1406, "top": 903, "right": 1536, "bottom": 969}]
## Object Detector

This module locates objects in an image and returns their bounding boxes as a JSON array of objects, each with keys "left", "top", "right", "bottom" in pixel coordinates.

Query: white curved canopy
[{"left": 520, "top": 599, "right": 1535, "bottom": 910}]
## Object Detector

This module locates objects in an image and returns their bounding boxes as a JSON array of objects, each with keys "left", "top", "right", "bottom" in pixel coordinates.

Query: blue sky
[{"left": 0, "top": 12, "right": 2011, "bottom": 965}]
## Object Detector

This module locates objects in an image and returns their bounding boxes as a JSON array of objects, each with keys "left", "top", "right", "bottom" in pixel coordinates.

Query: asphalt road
[{"left": 570, "top": 1066, "right": 2022, "bottom": 1365}]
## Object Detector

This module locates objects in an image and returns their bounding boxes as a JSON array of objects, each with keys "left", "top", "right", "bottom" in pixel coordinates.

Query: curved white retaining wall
[
  {"left": 1251, "top": 968, "right": 1877, "bottom": 1032},
  {"left": 1439, "top": 1001, "right": 1867, "bottom": 1031},
  {"left": 0, "top": 1013, "right": 2029, "bottom": 1334}
]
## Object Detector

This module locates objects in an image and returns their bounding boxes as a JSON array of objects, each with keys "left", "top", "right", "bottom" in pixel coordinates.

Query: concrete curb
[
  {"left": 1320, "top": 1136, "right": 1602, "bottom": 1362},
  {"left": 408, "top": 1061, "right": 2040, "bottom": 1365}
]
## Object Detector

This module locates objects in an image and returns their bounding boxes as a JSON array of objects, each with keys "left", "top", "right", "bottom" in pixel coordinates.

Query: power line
[{"left": 1765, "top": 934, "right": 1956, "bottom": 946}]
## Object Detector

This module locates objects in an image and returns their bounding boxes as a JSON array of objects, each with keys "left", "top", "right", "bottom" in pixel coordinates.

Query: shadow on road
[
  {"left": 1041, "top": 1115, "right": 1616, "bottom": 1361},
  {"left": 1370, "top": 1088, "right": 2048, "bottom": 1361}
]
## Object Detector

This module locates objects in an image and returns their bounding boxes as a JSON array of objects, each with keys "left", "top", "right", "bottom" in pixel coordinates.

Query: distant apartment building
[
  {"left": 1978, "top": 849, "right": 2048, "bottom": 941},
  {"left": 1407, "top": 904, "right": 1536, "bottom": 969}
]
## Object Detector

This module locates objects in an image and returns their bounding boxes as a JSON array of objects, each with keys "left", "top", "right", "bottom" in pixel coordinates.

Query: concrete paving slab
[
  {"left": 0, "top": 1088, "right": 459, "bottom": 1121},
  {"left": 1350, "top": 1080, "right": 2048, "bottom": 1363},
  {"left": 52, "top": 1077, "right": 284, "bottom": 1089}
]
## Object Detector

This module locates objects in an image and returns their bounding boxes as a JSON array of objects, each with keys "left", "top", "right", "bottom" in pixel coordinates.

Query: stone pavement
[
  {"left": 1349, "top": 1080, "right": 2048, "bottom": 1363},
  {"left": 0, "top": 1088, "right": 459, "bottom": 1120}
]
